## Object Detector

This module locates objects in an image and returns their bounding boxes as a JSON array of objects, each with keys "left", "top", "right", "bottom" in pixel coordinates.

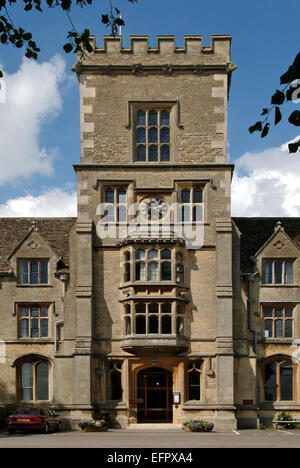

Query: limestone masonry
[{"left": 0, "top": 35, "right": 299, "bottom": 430}]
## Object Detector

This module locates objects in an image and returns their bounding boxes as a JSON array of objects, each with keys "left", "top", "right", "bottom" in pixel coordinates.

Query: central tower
[{"left": 72, "top": 34, "right": 236, "bottom": 429}]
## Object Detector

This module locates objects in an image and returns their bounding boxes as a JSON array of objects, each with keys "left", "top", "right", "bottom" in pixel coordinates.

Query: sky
[{"left": 0, "top": 0, "right": 299, "bottom": 217}]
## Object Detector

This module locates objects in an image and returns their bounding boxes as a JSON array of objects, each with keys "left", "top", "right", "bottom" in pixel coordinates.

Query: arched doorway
[{"left": 137, "top": 367, "right": 173, "bottom": 423}]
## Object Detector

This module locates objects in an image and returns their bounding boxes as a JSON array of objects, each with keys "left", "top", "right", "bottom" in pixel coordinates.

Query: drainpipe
[{"left": 54, "top": 321, "right": 64, "bottom": 353}]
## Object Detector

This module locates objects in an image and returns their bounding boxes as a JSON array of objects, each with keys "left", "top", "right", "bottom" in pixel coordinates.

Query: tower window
[{"left": 135, "top": 109, "right": 171, "bottom": 162}]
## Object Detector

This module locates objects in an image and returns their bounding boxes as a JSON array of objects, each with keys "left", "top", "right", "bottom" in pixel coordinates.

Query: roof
[
  {"left": 0, "top": 218, "right": 76, "bottom": 272},
  {"left": 232, "top": 217, "right": 300, "bottom": 272}
]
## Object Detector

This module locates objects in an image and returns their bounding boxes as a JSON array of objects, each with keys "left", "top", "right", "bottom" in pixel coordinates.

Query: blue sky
[{"left": 0, "top": 0, "right": 299, "bottom": 216}]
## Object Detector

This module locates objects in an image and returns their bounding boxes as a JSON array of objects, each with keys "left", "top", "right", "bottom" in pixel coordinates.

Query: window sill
[
  {"left": 17, "top": 284, "right": 52, "bottom": 288},
  {"left": 263, "top": 338, "right": 294, "bottom": 344},
  {"left": 261, "top": 284, "right": 298, "bottom": 288}
]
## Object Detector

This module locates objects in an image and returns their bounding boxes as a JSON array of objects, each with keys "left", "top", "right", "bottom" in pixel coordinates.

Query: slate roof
[
  {"left": 0, "top": 218, "right": 76, "bottom": 272},
  {"left": 232, "top": 217, "right": 300, "bottom": 272}
]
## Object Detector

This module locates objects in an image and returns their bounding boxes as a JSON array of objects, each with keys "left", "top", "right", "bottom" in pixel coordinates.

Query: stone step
[{"left": 127, "top": 423, "right": 182, "bottom": 430}]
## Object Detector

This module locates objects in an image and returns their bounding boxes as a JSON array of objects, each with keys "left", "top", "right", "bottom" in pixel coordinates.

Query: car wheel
[{"left": 43, "top": 423, "right": 49, "bottom": 434}]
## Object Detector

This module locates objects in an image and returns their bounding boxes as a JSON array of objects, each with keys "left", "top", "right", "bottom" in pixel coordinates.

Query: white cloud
[
  {"left": 0, "top": 55, "right": 68, "bottom": 185},
  {"left": 0, "top": 187, "right": 77, "bottom": 217},
  {"left": 232, "top": 136, "right": 300, "bottom": 217}
]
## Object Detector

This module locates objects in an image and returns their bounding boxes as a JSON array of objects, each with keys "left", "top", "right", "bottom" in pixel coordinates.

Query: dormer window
[
  {"left": 20, "top": 260, "right": 48, "bottom": 285},
  {"left": 263, "top": 259, "right": 294, "bottom": 284}
]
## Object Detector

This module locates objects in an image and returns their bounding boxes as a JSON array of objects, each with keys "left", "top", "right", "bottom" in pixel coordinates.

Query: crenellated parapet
[{"left": 73, "top": 35, "right": 235, "bottom": 74}]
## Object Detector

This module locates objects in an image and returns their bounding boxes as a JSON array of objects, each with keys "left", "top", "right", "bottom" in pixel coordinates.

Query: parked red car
[{"left": 5, "top": 407, "right": 62, "bottom": 434}]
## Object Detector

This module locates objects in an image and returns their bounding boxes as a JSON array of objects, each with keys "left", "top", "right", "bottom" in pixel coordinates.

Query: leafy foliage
[
  {"left": 249, "top": 51, "right": 300, "bottom": 154},
  {"left": 183, "top": 419, "right": 214, "bottom": 432},
  {"left": 0, "top": 0, "right": 138, "bottom": 77}
]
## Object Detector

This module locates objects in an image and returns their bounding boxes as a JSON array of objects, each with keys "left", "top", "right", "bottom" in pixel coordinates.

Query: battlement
[{"left": 82, "top": 34, "right": 232, "bottom": 66}]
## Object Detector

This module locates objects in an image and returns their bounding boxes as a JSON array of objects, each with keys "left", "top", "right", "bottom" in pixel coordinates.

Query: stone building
[{"left": 0, "top": 35, "right": 300, "bottom": 430}]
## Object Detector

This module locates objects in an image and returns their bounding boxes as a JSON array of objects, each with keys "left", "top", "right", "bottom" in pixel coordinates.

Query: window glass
[
  {"left": 136, "top": 262, "right": 146, "bottom": 281},
  {"left": 265, "top": 319, "right": 273, "bottom": 338},
  {"left": 274, "top": 261, "right": 283, "bottom": 284},
  {"left": 149, "top": 145, "right": 158, "bottom": 161},
  {"left": 181, "top": 189, "right": 190, "bottom": 203},
  {"left": 105, "top": 188, "right": 114, "bottom": 203},
  {"left": 161, "top": 249, "right": 171, "bottom": 260},
  {"left": 40, "top": 262, "right": 48, "bottom": 284},
  {"left": 160, "top": 110, "right": 170, "bottom": 126},
  {"left": 117, "top": 189, "right": 127, "bottom": 204},
  {"left": 30, "top": 262, "right": 39, "bottom": 284},
  {"left": 136, "top": 315, "right": 146, "bottom": 334},
  {"left": 161, "top": 315, "right": 171, "bottom": 334},
  {"left": 148, "top": 127, "right": 158, "bottom": 143},
  {"left": 264, "top": 362, "right": 277, "bottom": 401},
  {"left": 110, "top": 370, "right": 122, "bottom": 400},
  {"left": 285, "top": 320, "right": 293, "bottom": 338},
  {"left": 161, "top": 262, "right": 171, "bottom": 281},
  {"left": 160, "top": 127, "right": 169, "bottom": 143},
  {"left": 149, "top": 315, "right": 158, "bottom": 333},
  {"left": 135, "top": 250, "right": 145, "bottom": 260},
  {"left": 160, "top": 145, "right": 170, "bottom": 161},
  {"left": 188, "top": 370, "right": 200, "bottom": 400},
  {"left": 285, "top": 261, "right": 293, "bottom": 283},
  {"left": 149, "top": 303, "right": 159, "bottom": 314},
  {"left": 137, "top": 145, "right": 146, "bottom": 161},
  {"left": 22, "top": 363, "right": 33, "bottom": 401},
  {"left": 193, "top": 205, "right": 202, "bottom": 222},
  {"left": 264, "top": 261, "right": 273, "bottom": 284},
  {"left": 193, "top": 188, "right": 203, "bottom": 203},
  {"left": 37, "top": 362, "right": 49, "bottom": 400},
  {"left": 280, "top": 363, "right": 293, "bottom": 401},
  {"left": 148, "top": 262, "right": 159, "bottom": 281},
  {"left": 149, "top": 110, "right": 158, "bottom": 126},
  {"left": 275, "top": 319, "right": 283, "bottom": 337},
  {"left": 137, "top": 110, "right": 146, "bottom": 126},
  {"left": 21, "top": 262, "right": 29, "bottom": 284},
  {"left": 137, "top": 127, "right": 146, "bottom": 143}
]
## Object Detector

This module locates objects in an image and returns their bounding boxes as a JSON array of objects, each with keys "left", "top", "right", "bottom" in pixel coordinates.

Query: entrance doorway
[{"left": 137, "top": 367, "right": 173, "bottom": 423}]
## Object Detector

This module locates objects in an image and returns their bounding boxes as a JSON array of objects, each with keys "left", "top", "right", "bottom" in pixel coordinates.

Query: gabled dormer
[{"left": 254, "top": 221, "right": 300, "bottom": 286}]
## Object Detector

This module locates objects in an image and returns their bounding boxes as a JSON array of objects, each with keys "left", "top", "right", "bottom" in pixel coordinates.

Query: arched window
[
  {"left": 187, "top": 361, "right": 202, "bottom": 401},
  {"left": 18, "top": 357, "right": 50, "bottom": 401},
  {"left": 263, "top": 358, "right": 294, "bottom": 401},
  {"left": 109, "top": 361, "right": 123, "bottom": 401}
]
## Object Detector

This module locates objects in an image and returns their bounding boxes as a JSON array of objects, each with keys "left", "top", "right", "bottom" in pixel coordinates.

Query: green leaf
[
  {"left": 271, "top": 89, "right": 285, "bottom": 105},
  {"left": 0, "top": 70, "right": 3, "bottom": 78},
  {"left": 63, "top": 42, "right": 73, "bottom": 53},
  {"left": 275, "top": 106, "right": 282, "bottom": 125},
  {"left": 261, "top": 123, "right": 270, "bottom": 138},
  {"left": 101, "top": 14, "right": 110, "bottom": 24},
  {"left": 288, "top": 110, "right": 300, "bottom": 127},
  {"left": 249, "top": 121, "right": 263, "bottom": 134},
  {"left": 261, "top": 108, "right": 268, "bottom": 116},
  {"left": 288, "top": 139, "right": 300, "bottom": 153}
]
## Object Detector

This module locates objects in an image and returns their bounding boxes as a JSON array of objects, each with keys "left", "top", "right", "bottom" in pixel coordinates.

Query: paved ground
[{"left": 0, "top": 428, "right": 300, "bottom": 451}]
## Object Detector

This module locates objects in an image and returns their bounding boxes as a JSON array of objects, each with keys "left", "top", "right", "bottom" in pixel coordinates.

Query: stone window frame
[
  {"left": 101, "top": 184, "right": 128, "bottom": 224},
  {"left": 17, "top": 303, "right": 51, "bottom": 339},
  {"left": 108, "top": 360, "right": 123, "bottom": 402},
  {"left": 186, "top": 360, "right": 203, "bottom": 402},
  {"left": 128, "top": 101, "right": 179, "bottom": 164},
  {"left": 260, "top": 355, "right": 297, "bottom": 402},
  {"left": 18, "top": 258, "right": 49, "bottom": 286},
  {"left": 122, "top": 246, "right": 186, "bottom": 285},
  {"left": 262, "top": 304, "right": 294, "bottom": 339},
  {"left": 15, "top": 355, "right": 51, "bottom": 402},
  {"left": 123, "top": 300, "right": 185, "bottom": 336},
  {"left": 179, "top": 185, "right": 204, "bottom": 223},
  {"left": 262, "top": 258, "right": 295, "bottom": 285}
]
